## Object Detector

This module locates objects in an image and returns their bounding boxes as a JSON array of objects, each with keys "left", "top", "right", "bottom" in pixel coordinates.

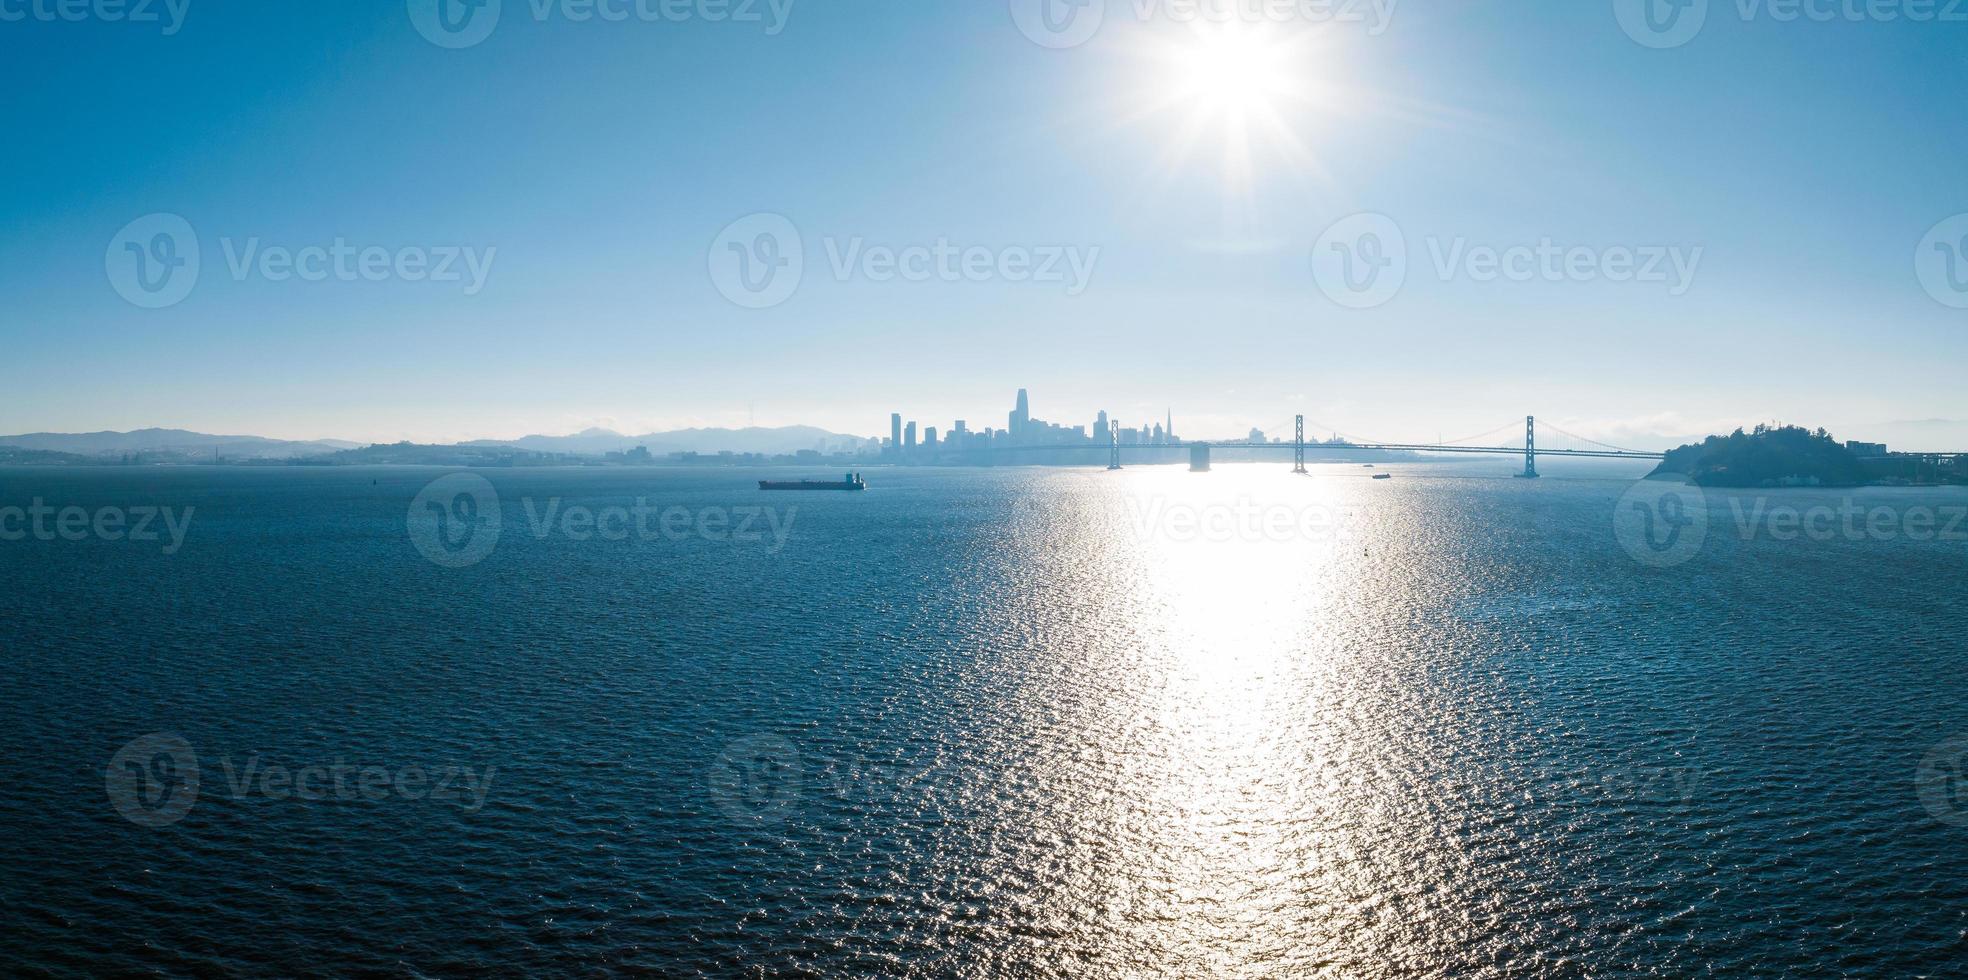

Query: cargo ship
[{"left": 759, "top": 473, "right": 866, "bottom": 492}]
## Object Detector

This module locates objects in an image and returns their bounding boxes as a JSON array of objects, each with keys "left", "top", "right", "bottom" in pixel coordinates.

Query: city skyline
[{"left": 883, "top": 388, "right": 1183, "bottom": 458}]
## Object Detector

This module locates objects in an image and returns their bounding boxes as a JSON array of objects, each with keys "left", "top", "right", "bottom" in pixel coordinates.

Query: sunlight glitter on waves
[
  {"left": 1054, "top": 465, "right": 1378, "bottom": 973},
  {"left": 1108, "top": 465, "right": 1357, "bottom": 697}
]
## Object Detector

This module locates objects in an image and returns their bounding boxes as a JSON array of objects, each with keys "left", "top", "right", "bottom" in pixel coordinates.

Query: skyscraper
[
  {"left": 905, "top": 421, "right": 917, "bottom": 451},
  {"left": 1010, "top": 389, "right": 1030, "bottom": 440},
  {"left": 891, "top": 413, "right": 902, "bottom": 450}
]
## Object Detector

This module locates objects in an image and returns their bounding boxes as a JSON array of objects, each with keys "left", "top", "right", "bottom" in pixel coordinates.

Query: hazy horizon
[{"left": 7, "top": 408, "right": 1968, "bottom": 455}]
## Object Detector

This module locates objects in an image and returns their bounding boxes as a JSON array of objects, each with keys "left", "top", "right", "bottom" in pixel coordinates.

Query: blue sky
[{"left": 2, "top": 0, "right": 1965, "bottom": 448}]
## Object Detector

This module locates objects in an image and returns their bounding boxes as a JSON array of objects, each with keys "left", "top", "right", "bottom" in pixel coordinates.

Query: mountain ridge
[{"left": 0, "top": 425, "right": 872, "bottom": 460}]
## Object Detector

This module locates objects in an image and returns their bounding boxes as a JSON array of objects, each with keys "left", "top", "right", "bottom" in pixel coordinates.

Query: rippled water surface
[{"left": 4, "top": 463, "right": 1967, "bottom": 976}]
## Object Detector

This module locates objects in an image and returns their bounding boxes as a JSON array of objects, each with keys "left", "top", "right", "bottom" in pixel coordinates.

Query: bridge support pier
[
  {"left": 1293, "top": 415, "right": 1307, "bottom": 475},
  {"left": 1107, "top": 432, "right": 1121, "bottom": 470},
  {"left": 1190, "top": 445, "right": 1211, "bottom": 472},
  {"left": 1518, "top": 415, "right": 1540, "bottom": 479}
]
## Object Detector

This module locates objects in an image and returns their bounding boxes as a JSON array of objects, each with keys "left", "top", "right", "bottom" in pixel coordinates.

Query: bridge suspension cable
[
  {"left": 1539, "top": 422, "right": 1649, "bottom": 456},
  {"left": 1437, "top": 420, "right": 1525, "bottom": 447},
  {"left": 1297, "top": 418, "right": 1380, "bottom": 446}
]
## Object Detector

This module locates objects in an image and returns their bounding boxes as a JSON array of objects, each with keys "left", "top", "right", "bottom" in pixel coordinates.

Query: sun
[
  {"left": 1168, "top": 28, "right": 1299, "bottom": 120},
  {"left": 1110, "top": 21, "right": 1342, "bottom": 209}
]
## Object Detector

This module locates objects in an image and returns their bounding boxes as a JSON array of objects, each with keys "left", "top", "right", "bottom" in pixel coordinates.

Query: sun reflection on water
[
  {"left": 1006, "top": 465, "right": 1385, "bottom": 973},
  {"left": 955, "top": 463, "right": 1600, "bottom": 975}
]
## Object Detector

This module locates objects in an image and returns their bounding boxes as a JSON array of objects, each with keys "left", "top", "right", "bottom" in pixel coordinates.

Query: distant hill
[
  {"left": 465, "top": 426, "right": 872, "bottom": 456},
  {"left": 0, "top": 425, "right": 873, "bottom": 465},
  {"left": 1651, "top": 425, "right": 1871, "bottom": 487},
  {"left": 0, "top": 429, "right": 358, "bottom": 460},
  {"left": 304, "top": 443, "right": 577, "bottom": 467}
]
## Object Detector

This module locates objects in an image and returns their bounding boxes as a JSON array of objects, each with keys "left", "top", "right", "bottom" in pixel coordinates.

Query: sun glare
[
  {"left": 1107, "top": 21, "right": 1343, "bottom": 215},
  {"left": 1170, "top": 29, "right": 1298, "bottom": 119}
]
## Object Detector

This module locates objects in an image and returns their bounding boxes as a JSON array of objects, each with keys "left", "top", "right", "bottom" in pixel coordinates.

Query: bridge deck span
[{"left": 983, "top": 442, "right": 1664, "bottom": 461}]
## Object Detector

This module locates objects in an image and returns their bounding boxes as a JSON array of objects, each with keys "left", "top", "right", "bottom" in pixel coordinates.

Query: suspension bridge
[{"left": 989, "top": 416, "right": 1666, "bottom": 478}]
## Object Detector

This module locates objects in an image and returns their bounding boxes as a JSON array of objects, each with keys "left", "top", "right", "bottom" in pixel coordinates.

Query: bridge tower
[
  {"left": 1293, "top": 415, "right": 1308, "bottom": 475},
  {"left": 1107, "top": 429, "right": 1121, "bottom": 471},
  {"left": 1519, "top": 415, "right": 1540, "bottom": 479}
]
